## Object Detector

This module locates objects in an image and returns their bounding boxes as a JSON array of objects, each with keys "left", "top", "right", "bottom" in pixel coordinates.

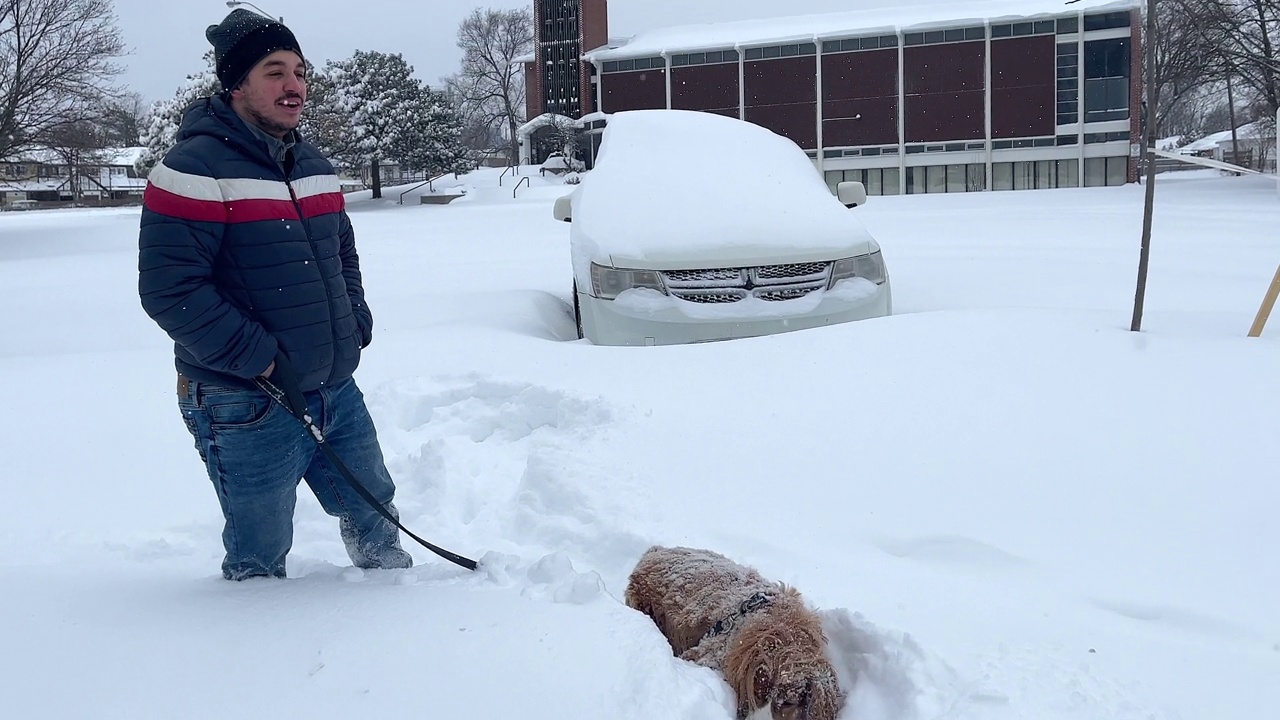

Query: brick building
[{"left": 523, "top": 0, "right": 1144, "bottom": 194}]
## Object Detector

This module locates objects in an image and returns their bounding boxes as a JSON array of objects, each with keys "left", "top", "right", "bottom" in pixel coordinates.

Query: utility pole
[{"left": 1131, "top": 0, "right": 1158, "bottom": 332}]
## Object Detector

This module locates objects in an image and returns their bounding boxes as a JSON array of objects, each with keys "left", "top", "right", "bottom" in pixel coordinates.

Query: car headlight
[
  {"left": 590, "top": 263, "right": 667, "bottom": 300},
  {"left": 829, "top": 250, "right": 887, "bottom": 287}
]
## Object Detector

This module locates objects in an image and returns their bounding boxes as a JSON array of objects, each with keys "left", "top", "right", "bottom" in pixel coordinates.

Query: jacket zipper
[{"left": 286, "top": 178, "right": 340, "bottom": 386}]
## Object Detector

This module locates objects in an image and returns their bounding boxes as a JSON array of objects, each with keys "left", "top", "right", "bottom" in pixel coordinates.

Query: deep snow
[{"left": 0, "top": 165, "right": 1277, "bottom": 720}]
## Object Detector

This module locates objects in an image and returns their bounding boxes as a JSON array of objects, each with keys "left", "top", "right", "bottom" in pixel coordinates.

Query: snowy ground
[{"left": 1, "top": 166, "right": 1277, "bottom": 719}]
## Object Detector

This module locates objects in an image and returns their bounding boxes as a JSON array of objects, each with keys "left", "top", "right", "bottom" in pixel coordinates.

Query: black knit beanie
[{"left": 205, "top": 9, "right": 304, "bottom": 91}]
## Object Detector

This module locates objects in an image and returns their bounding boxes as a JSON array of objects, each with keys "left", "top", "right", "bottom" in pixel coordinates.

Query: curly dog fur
[{"left": 625, "top": 546, "right": 844, "bottom": 720}]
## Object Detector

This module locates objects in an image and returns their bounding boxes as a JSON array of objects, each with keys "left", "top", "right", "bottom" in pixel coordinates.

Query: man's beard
[{"left": 245, "top": 97, "right": 301, "bottom": 138}]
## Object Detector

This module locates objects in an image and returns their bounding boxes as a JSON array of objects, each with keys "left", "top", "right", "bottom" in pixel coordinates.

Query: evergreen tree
[
  {"left": 134, "top": 52, "right": 220, "bottom": 176},
  {"left": 394, "top": 87, "right": 475, "bottom": 177},
  {"left": 317, "top": 50, "right": 424, "bottom": 199}
]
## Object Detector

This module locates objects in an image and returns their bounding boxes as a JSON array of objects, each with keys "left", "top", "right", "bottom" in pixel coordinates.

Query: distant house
[
  {"left": 1, "top": 147, "right": 148, "bottom": 208},
  {"left": 1179, "top": 122, "right": 1275, "bottom": 172}
]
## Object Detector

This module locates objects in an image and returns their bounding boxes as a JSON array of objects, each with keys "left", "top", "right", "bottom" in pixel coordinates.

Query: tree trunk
[
  {"left": 1132, "top": 0, "right": 1158, "bottom": 333},
  {"left": 1227, "top": 70, "right": 1241, "bottom": 167},
  {"left": 371, "top": 158, "right": 382, "bottom": 199}
]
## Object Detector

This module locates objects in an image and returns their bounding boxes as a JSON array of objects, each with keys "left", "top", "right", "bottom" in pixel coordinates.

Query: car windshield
[{"left": 572, "top": 110, "right": 870, "bottom": 264}]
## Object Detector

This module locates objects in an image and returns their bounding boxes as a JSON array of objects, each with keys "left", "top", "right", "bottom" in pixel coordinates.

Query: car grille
[{"left": 662, "top": 261, "right": 832, "bottom": 303}]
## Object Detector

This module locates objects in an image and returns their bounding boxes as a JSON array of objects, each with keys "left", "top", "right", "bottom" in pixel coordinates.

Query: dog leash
[
  {"left": 705, "top": 591, "right": 774, "bottom": 638},
  {"left": 253, "top": 364, "right": 479, "bottom": 572}
]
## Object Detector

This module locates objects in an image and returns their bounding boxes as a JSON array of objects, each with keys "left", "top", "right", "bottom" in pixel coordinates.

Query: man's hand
[{"left": 260, "top": 360, "right": 275, "bottom": 379}]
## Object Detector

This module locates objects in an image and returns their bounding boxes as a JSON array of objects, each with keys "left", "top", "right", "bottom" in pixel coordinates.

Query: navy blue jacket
[{"left": 138, "top": 96, "right": 371, "bottom": 392}]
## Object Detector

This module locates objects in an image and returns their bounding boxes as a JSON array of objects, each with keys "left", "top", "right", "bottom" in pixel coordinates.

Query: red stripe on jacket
[
  {"left": 297, "top": 192, "right": 345, "bottom": 218},
  {"left": 146, "top": 184, "right": 344, "bottom": 224}
]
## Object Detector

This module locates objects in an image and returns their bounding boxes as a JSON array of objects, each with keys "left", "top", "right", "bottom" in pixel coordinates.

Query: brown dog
[{"left": 625, "top": 545, "right": 844, "bottom": 720}]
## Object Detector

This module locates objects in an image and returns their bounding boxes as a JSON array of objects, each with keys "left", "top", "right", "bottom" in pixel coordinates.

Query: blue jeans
[{"left": 178, "top": 375, "right": 412, "bottom": 580}]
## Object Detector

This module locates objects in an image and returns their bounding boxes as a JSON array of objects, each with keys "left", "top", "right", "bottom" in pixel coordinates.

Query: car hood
[
  {"left": 570, "top": 110, "right": 877, "bottom": 272},
  {"left": 600, "top": 237, "right": 880, "bottom": 271}
]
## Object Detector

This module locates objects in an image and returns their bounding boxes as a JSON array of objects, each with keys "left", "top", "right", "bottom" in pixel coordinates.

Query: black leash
[{"left": 253, "top": 369, "right": 479, "bottom": 572}]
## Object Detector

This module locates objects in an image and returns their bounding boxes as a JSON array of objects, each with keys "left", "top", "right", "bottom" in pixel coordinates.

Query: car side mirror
[
  {"left": 553, "top": 195, "right": 573, "bottom": 223},
  {"left": 837, "top": 181, "right": 868, "bottom": 208}
]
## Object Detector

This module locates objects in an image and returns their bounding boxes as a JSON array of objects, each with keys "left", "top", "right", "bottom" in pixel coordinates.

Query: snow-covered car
[{"left": 556, "top": 109, "right": 891, "bottom": 346}]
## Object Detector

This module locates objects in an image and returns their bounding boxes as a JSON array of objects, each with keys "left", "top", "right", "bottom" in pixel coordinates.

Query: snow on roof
[
  {"left": 3, "top": 146, "right": 148, "bottom": 167},
  {"left": 586, "top": 0, "right": 1141, "bottom": 60},
  {"left": 1178, "top": 122, "right": 1273, "bottom": 152},
  {"left": 571, "top": 109, "right": 875, "bottom": 271},
  {"left": 517, "top": 113, "right": 582, "bottom": 137}
]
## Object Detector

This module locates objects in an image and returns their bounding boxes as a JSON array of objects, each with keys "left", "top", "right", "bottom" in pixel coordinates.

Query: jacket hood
[{"left": 177, "top": 95, "right": 284, "bottom": 169}]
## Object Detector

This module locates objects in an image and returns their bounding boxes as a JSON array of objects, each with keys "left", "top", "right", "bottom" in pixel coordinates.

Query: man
[{"left": 138, "top": 10, "right": 412, "bottom": 580}]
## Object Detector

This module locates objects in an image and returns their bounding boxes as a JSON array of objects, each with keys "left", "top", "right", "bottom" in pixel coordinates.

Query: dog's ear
[{"left": 751, "top": 662, "right": 773, "bottom": 709}]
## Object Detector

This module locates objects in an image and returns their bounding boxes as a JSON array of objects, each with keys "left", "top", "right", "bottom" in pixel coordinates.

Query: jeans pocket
[
  {"left": 180, "top": 408, "right": 208, "bottom": 464},
  {"left": 203, "top": 387, "right": 278, "bottom": 430}
]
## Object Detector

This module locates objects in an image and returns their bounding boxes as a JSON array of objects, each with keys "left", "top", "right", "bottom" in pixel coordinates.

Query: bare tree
[
  {"left": 41, "top": 117, "right": 108, "bottom": 200},
  {"left": 0, "top": 0, "right": 125, "bottom": 159},
  {"left": 99, "top": 90, "right": 146, "bottom": 147},
  {"left": 449, "top": 7, "right": 533, "bottom": 164}
]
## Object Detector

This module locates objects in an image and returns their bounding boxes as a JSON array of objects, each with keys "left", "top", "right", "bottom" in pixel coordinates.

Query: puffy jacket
[{"left": 138, "top": 96, "right": 371, "bottom": 392}]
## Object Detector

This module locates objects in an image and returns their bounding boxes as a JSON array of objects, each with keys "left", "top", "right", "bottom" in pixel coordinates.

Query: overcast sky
[{"left": 112, "top": 0, "right": 904, "bottom": 104}]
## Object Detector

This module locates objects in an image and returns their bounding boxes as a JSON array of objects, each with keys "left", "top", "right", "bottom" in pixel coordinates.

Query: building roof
[
  {"left": 1180, "top": 122, "right": 1271, "bottom": 152},
  {"left": 585, "top": 0, "right": 1142, "bottom": 60},
  {"left": 2, "top": 146, "right": 147, "bottom": 166}
]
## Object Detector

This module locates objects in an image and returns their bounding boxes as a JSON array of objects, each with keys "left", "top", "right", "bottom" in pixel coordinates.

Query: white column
[
  {"left": 663, "top": 52, "right": 672, "bottom": 109},
  {"left": 815, "top": 37, "right": 824, "bottom": 174},
  {"left": 984, "top": 22, "right": 993, "bottom": 191},
  {"left": 897, "top": 31, "right": 907, "bottom": 195}
]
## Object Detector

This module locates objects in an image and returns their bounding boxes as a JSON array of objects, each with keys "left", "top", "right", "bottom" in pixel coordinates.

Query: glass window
[
  {"left": 878, "top": 35, "right": 898, "bottom": 48},
  {"left": 992, "top": 24, "right": 1013, "bottom": 38},
  {"left": 825, "top": 170, "right": 842, "bottom": 194},
  {"left": 1084, "top": 12, "right": 1131, "bottom": 32},
  {"left": 862, "top": 36, "right": 880, "bottom": 50},
  {"left": 1106, "top": 156, "right": 1129, "bottom": 186},
  {"left": 1013, "top": 161, "right": 1035, "bottom": 190},
  {"left": 946, "top": 164, "right": 966, "bottom": 192},
  {"left": 746, "top": 48, "right": 764, "bottom": 60},
  {"left": 763, "top": 45, "right": 781, "bottom": 58},
  {"left": 1085, "top": 38, "right": 1129, "bottom": 79},
  {"left": 967, "top": 164, "right": 986, "bottom": 191},
  {"left": 924, "top": 31, "right": 945, "bottom": 45},
  {"left": 1013, "top": 22, "right": 1035, "bottom": 36},
  {"left": 688, "top": 52, "right": 705, "bottom": 65},
  {"left": 1084, "top": 157, "right": 1107, "bottom": 187},
  {"left": 1034, "top": 21, "right": 1056, "bottom": 34},
  {"left": 927, "top": 165, "right": 947, "bottom": 193},
  {"left": 1036, "top": 160, "right": 1055, "bottom": 188},
  {"left": 944, "top": 29, "right": 965, "bottom": 43},
  {"left": 1057, "top": 159, "right": 1079, "bottom": 188},
  {"left": 705, "top": 51, "right": 722, "bottom": 64},
  {"left": 823, "top": 41, "right": 841, "bottom": 53},
  {"left": 904, "top": 33, "right": 925, "bottom": 46},
  {"left": 1057, "top": 17, "right": 1079, "bottom": 34},
  {"left": 992, "top": 162, "right": 1014, "bottom": 190},
  {"left": 865, "top": 169, "right": 883, "bottom": 195},
  {"left": 907, "top": 167, "right": 926, "bottom": 194},
  {"left": 965, "top": 27, "right": 986, "bottom": 41},
  {"left": 780, "top": 45, "right": 799, "bottom": 57},
  {"left": 882, "top": 167, "right": 901, "bottom": 195}
]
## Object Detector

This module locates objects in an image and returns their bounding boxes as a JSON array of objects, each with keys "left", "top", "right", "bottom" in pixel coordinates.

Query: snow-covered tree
[
  {"left": 394, "top": 87, "right": 475, "bottom": 177},
  {"left": 315, "top": 50, "right": 426, "bottom": 199},
  {"left": 134, "top": 52, "right": 220, "bottom": 176}
]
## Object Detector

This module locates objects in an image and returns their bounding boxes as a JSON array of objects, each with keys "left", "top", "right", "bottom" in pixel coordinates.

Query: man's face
[{"left": 230, "top": 49, "right": 306, "bottom": 139}]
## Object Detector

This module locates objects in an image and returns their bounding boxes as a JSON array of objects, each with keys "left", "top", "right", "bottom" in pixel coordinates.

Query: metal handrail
[
  {"left": 397, "top": 171, "right": 454, "bottom": 205},
  {"left": 498, "top": 165, "right": 515, "bottom": 186},
  {"left": 512, "top": 176, "right": 530, "bottom": 198}
]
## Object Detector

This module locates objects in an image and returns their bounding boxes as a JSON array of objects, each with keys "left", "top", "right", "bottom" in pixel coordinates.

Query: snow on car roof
[{"left": 572, "top": 110, "right": 872, "bottom": 268}]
